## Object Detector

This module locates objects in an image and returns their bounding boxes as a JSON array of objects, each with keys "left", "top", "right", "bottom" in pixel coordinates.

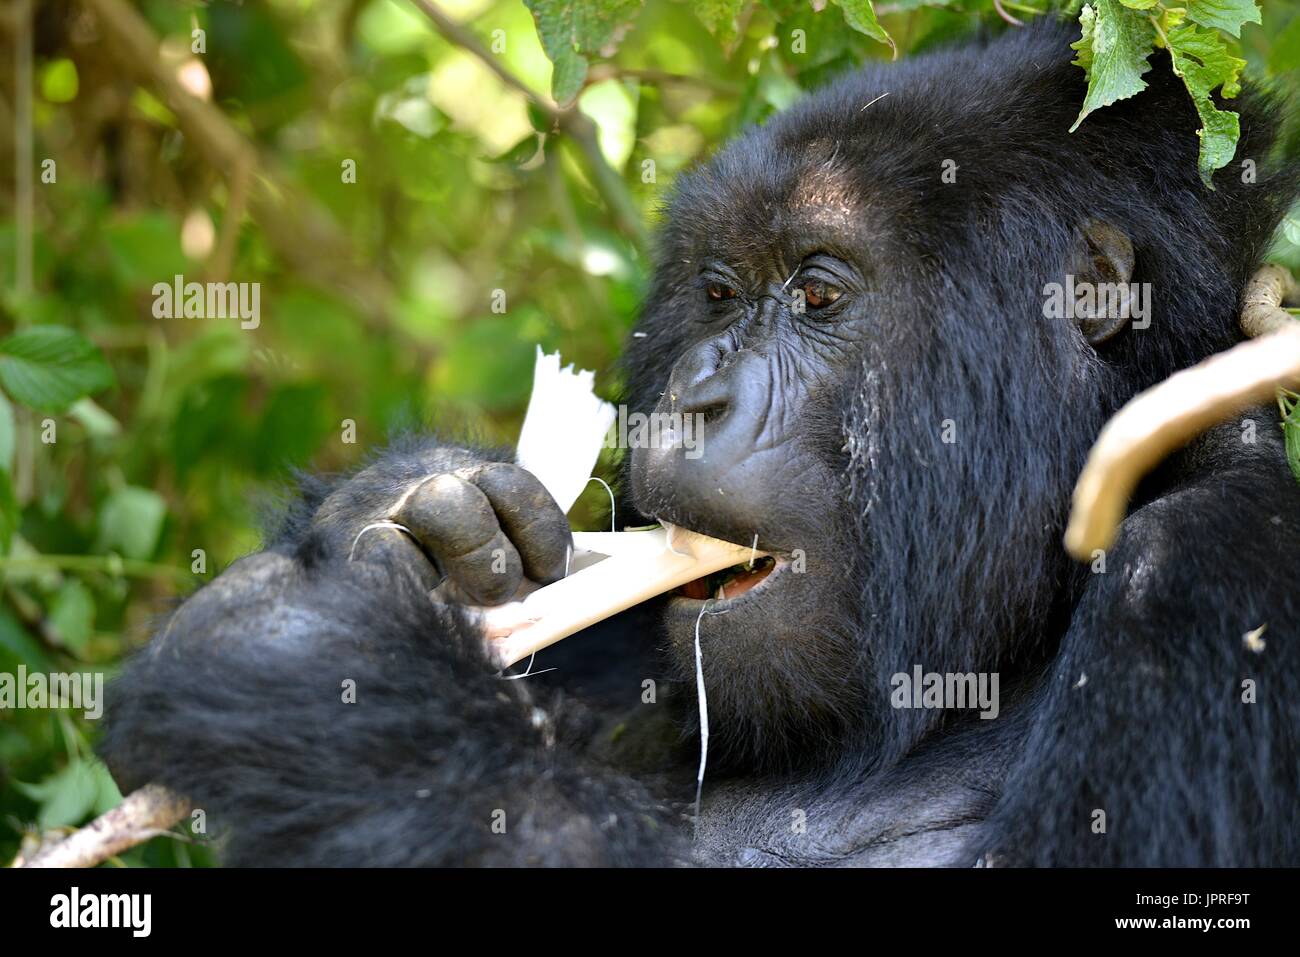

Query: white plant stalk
[
  {"left": 515, "top": 347, "right": 617, "bottom": 514},
  {"left": 484, "top": 525, "right": 764, "bottom": 668}
]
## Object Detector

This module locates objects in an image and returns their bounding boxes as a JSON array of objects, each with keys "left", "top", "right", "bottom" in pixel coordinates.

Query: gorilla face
[
  {"left": 624, "top": 137, "right": 887, "bottom": 765},
  {"left": 618, "top": 70, "right": 1129, "bottom": 767}
]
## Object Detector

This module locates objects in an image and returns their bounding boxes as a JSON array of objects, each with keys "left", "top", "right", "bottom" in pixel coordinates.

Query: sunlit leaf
[
  {"left": 1165, "top": 22, "right": 1246, "bottom": 185},
  {"left": 524, "top": 0, "right": 644, "bottom": 105},
  {"left": 833, "top": 0, "right": 894, "bottom": 55},
  {"left": 1070, "top": 0, "right": 1155, "bottom": 132},
  {"left": 695, "top": 0, "right": 747, "bottom": 48},
  {"left": 1185, "top": 0, "right": 1260, "bottom": 38}
]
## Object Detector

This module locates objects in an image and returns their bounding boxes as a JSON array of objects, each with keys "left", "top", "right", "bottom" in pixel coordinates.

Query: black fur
[
  {"left": 103, "top": 438, "right": 686, "bottom": 866},
  {"left": 102, "top": 22, "right": 1300, "bottom": 866}
]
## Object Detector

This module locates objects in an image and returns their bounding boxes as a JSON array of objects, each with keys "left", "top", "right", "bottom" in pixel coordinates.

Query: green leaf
[
  {"left": 833, "top": 0, "right": 895, "bottom": 54},
  {"left": 1164, "top": 22, "right": 1246, "bottom": 186},
  {"left": 0, "top": 391, "right": 14, "bottom": 472},
  {"left": 1070, "top": 0, "right": 1156, "bottom": 132},
  {"left": 1185, "top": 0, "right": 1260, "bottom": 38},
  {"left": 524, "top": 0, "right": 644, "bottom": 106},
  {"left": 48, "top": 580, "right": 95, "bottom": 653},
  {"left": 1166, "top": 21, "right": 1246, "bottom": 97},
  {"left": 96, "top": 485, "right": 166, "bottom": 560},
  {"left": 39, "top": 59, "right": 79, "bottom": 103},
  {"left": 15, "top": 760, "right": 100, "bottom": 830},
  {"left": 1192, "top": 106, "right": 1242, "bottom": 183},
  {"left": 1286, "top": 429, "right": 1300, "bottom": 484},
  {"left": 373, "top": 75, "right": 447, "bottom": 139},
  {"left": 0, "top": 606, "right": 51, "bottom": 671},
  {"left": 1282, "top": 393, "right": 1300, "bottom": 484},
  {"left": 0, "top": 326, "right": 115, "bottom": 413},
  {"left": 0, "top": 468, "right": 17, "bottom": 554},
  {"left": 1284, "top": 218, "right": 1300, "bottom": 247},
  {"left": 251, "top": 383, "right": 333, "bottom": 475},
  {"left": 695, "top": 0, "right": 747, "bottom": 48},
  {"left": 92, "top": 760, "right": 124, "bottom": 817},
  {"left": 492, "top": 132, "right": 544, "bottom": 169},
  {"left": 757, "top": 59, "right": 804, "bottom": 111},
  {"left": 550, "top": 50, "right": 589, "bottom": 106},
  {"left": 1117, "top": 0, "right": 1160, "bottom": 9},
  {"left": 68, "top": 397, "right": 122, "bottom": 439},
  {"left": 527, "top": 101, "right": 554, "bottom": 133},
  {"left": 103, "top": 213, "right": 190, "bottom": 288}
]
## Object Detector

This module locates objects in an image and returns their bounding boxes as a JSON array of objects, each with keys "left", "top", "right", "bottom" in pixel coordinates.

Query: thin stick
[
  {"left": 17, "top": 785, "right": 190, "bottom": 868},
  {"left": 1064, "top": 266, "right": 1300, "bottom": 559}
]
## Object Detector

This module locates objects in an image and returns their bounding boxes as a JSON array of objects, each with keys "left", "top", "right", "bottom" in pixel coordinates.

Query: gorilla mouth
[{"left": 678, "top": 555, "right": 778, "bottom": 602}]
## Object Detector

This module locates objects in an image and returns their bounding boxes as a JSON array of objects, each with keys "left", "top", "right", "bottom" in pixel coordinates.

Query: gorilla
[{"left": 101, "top": 22, "right": 1300, "bottom": 866}]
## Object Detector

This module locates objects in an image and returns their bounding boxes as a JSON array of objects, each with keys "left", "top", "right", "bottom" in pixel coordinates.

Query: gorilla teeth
[{"left": 679, "top": 555, "right": 776, "bottom": 601}]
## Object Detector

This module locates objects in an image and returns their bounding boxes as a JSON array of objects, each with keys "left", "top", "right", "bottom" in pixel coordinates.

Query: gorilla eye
[
  {"left": 706, "top": 282, "right": 739, "bottom": 302},
  {"left": 802, "top": 279, "right": 843, "bottom": 309}
]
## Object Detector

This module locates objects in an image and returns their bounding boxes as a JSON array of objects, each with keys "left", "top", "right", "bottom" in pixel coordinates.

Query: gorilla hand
[{"left": 312, "top": 454, "right": 573, "bottom": 608}]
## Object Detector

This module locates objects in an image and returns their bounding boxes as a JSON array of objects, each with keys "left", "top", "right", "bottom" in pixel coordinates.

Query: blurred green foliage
[{"left": 0, "top": 0, "right": 1297, "bottom": 866}]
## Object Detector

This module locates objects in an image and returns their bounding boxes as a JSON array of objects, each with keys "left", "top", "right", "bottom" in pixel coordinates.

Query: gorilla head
[{"left": 621, "top": 24, "right": 1294, "bottom": 771}]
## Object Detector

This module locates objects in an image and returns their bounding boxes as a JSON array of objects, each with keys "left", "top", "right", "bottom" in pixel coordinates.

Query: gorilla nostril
[
  {"left": 695, "top": 401, "right": 729, "bottom": 425},
  {"left": 676, "top": 386, "right": 728, "bottom": 420},
  {"left": 674, "top": 371, "right": 734, "bottom": 422}
]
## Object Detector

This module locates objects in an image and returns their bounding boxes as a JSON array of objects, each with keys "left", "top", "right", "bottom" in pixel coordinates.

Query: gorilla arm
[
  {"left": 98, "top": 439, "right": 686, "bottom": 867},
  {"left": 984, "top": 421, "right": 1300, "bottom": 866}
]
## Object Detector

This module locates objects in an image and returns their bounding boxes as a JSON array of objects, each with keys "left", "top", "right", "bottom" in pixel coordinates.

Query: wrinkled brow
[{"left": 786, "top": 161, "right": 861, "bottom": 233}]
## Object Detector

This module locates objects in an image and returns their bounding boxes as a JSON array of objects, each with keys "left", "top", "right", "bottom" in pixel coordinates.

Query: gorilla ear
[{"left": 1070, "top": 219, "right": 1136, "bottom": 346}]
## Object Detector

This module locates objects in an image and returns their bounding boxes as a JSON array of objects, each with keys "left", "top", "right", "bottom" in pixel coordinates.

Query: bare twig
[
  {"left": 1064, "top": 266, "right": 1300, "bottom": 559},
  {"left": 993, "top": 0, "right": 1025, "bottom": 27},
  {"left": 585, "top": 64, "right": 742, "bottom": 96},
  {"left": 17, "top": 785, "right": 190, "bottom": 868},
  {"left": 1241, "top": 263, "right": 1299, "bottom": 338},
  {"left": 205, "top": 149, "right": 252, "bottom": 283}
]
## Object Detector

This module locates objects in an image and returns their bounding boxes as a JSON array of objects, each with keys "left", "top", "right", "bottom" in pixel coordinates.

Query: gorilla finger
[
  {"left": 392, "top": 474, "right": 523, "bottom": 605},
  {"left": 465, "top": 462, "right": 573, "bottom": 584},
  {"left": 348, "top": 523, "right": 442, "bottom": 592}
]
